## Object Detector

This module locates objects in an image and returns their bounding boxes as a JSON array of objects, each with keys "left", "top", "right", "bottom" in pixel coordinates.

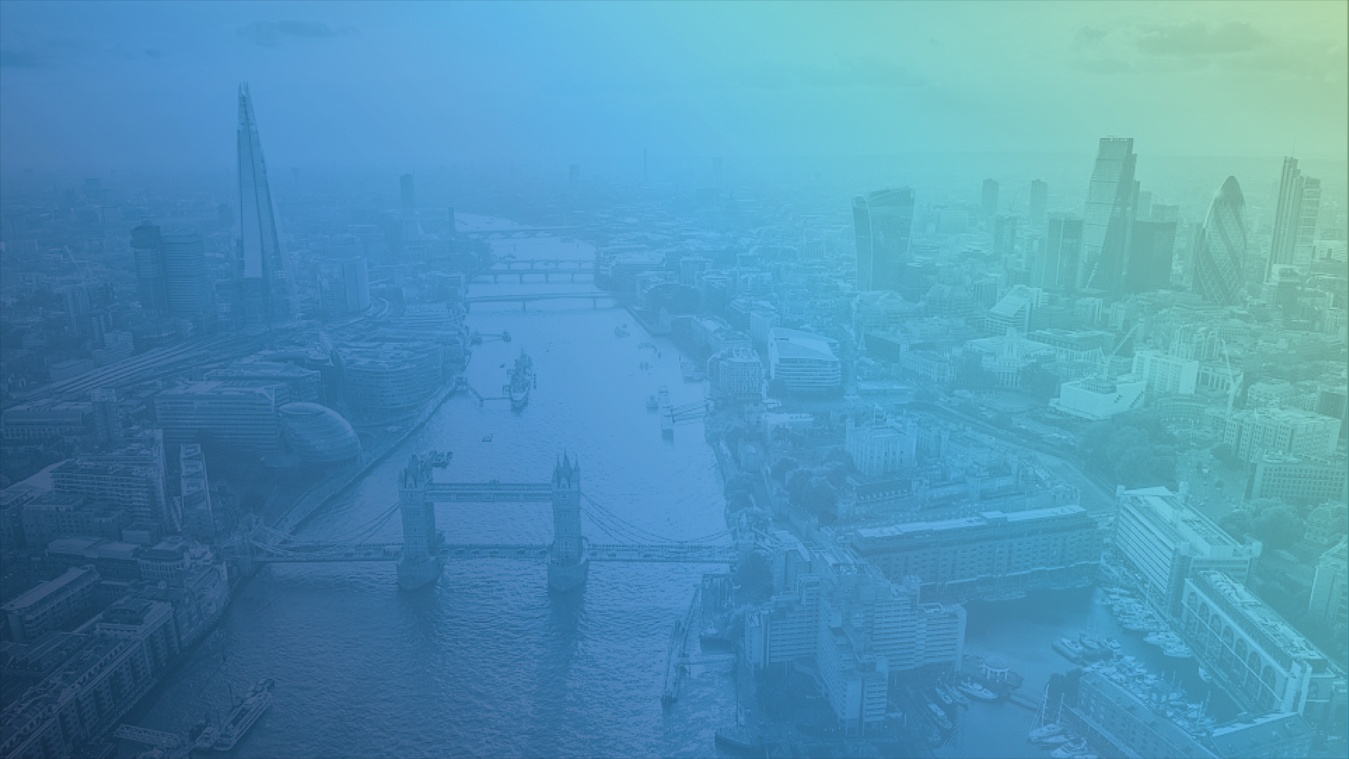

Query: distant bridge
[
  {"left": 461, "top": 292, "right": 616, "bottom": 310},
  {"left": 472, "top": 268, "right": 595, "bottom": 284},
  {"left": 458, "top": 225, "right": 595, "bottom": 240}
]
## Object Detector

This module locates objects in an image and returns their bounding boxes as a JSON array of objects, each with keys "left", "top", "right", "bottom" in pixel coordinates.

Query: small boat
[
  {"left": 943, "top": 683, "right": 970, "bottom": 706},
  {"left": 1104, "top": 637, "right": 1121, "bottom": 651},
  {"left": 1051, "top": 738, "right": 1089, "bottom": 759},
  {"left": 926, "top": 702, "right": 953, "bottom": 732},
  {"left": 1035, "top": 732, "right": 1071, "bottom": 747},
  {"left": 956, "top": 680, "right": 999, "bottom": 701},
  {"left": 1028, "top": 723, "right": 1063, "bottom": 743},
  {"left": 1054, "top": 637, "right": 1087, "bottom": 663},
  {"left": 932, "top": 686, "right": 954, "bottom": 707},
  {"left": 615, "top": 324, "right": 630, "bottom": 337},
  {"left": 646, "top": 395, "right": 659, "bottom": 411},
  {"left": 482, "top": 434, "right": 493, "bottom": 442},
  {"left": 1162, "top": 642, "right": 1194, "bottom": 659},
  {"left": 1198, "top": 666, "right": 1212, "bottom": 683},
  {"left": 713, "top": 727, "right": 762, "bottom": 756}
]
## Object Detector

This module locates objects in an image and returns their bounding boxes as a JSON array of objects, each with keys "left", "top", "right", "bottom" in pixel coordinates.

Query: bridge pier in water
[
  {"left": 547, "top": 454, "right": 589, "bottom": 592},
  {"left": 393, "top": 451, "right": 590, "bottom": 592}
]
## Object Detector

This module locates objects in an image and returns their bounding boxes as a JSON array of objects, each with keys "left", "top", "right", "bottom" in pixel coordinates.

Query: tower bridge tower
[
  {"left": 548, "top": 454, "right": 590, "bottom": 592},
  {"left": 397, "top": 454, "right": 445, "bottom": 590}
]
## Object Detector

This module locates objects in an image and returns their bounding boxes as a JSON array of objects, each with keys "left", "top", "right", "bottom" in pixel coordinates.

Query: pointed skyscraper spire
[{"left": 236, "top": 84, "right": 291, "bottom": 325}]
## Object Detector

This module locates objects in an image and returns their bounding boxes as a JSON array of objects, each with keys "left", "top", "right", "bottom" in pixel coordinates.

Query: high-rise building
[
  {"left": 1193, "top": 176, "right": 1247, "bottom": 306},
  {"left": 1034, "top": 214, "right": 1082, "bottom": 290},
  {"left": 319, "top": 257, "right": 371, "bottom": 319},
  {"left": 993, "top": 215, "right": 1018, "bottom": 259},
  {"left": 1029, "top": 179, "right": 1048, "bottom": 227},
  {"left": 235, "top": 84, "right": 292, "bottom": 324},
  {"left": 90, "top": 388, "right": 122, "bottom": 447},
  {"left": 981, "top": 178, "right": 999, "bottom": 219},
  {"left": 852, "top": 189, "right": 915, "bottom": 292},
  {"left": 1079, "top": 137, "right": 1138, "bottom": 292},
  {"left": 179, "top": 443, "right": 215, "bottom": 541},
  {"left": 1295, "top": 176, "right": 1321, "bottom": 264},
  {"left": 1124, "top": 219, "right": 1177, "bottom": 293},
  {"left": 1112, "top": 486, "right": 1255, "bottom": 619},
  {"left": 1268, "top": 157, "right": 1304, "bottom": 273},
  {"left": 399, "top": 173, "right": 415, "bottom": 212},
  {"left": 132, "top": 224, "right": 213, "bottom": 326},
  {"left": 131, "top": 224, "right": 168, "bottom": 314}
]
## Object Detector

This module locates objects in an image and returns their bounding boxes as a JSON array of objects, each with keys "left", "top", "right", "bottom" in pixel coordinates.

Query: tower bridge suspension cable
[{"left": 581, "top": 494, "right": 729, "bottom": 545}]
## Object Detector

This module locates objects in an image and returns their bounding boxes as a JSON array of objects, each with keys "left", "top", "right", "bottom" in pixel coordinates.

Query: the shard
[{"left": 236, "top": 84, "right": 291, "bottom": 324}]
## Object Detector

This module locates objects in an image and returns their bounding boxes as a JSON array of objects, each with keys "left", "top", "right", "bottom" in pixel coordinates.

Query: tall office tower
[
  {"left": 319, "top": 257, "right": 371, "bottom": 319},
  {"left": 1135, "top": 190, "right": 1154, "bottom": 221},
  {"left": 447, "top": 206, "right": 457, "bottom": 238},
  {"left": 1296, "top": 176, "right": 1321, "bottom": 264},
  {"left": 400, "top": 174, "right": 416, "bottom": 212},
  {"left": 1123, "top": 219, "right": 1177, "bottom": 293},
  {"left": 1034, "top": 214, "right": 1083, "bottom": 290},
  {"left": 1079, "top": 137, "right": 1138, "bottom": 293},
  {"left": 131, "top": 225, "right": 213, "bottom": 325},
  {"left": 131, "top": 223, "right": 168, "bottom": 314},
  {"left": 1029, "top": 179, "right": 1048, "bottom": 227},
  {"left": 1193, "top": 176, "right": 1248, "bottom": 306},
  {"left": 852, "top": 188, "right": 916, "bottom": 293},
  {"left": 90, "top": 388, "right": 123, "bottom": 446},
  {"left": 1268, "top": 157, "right": 1304, "bottom": 274},
  {"left": 398, "top": 173, "right": 422, "bottom": 240},
  {"left": 993, "top": 215, "right": 1018, "bottom": 259},
  {"left": 236, "top": 84, "right": 292, "bottom": 325},
  {"left": 981, "top": 179, "right": 999, "bottom": 219},
  {"left": 179, "top": 443, "right": 215, "bottom": 541},
  {"left": 161, "top": 234, "right": 213, "bottom": 326}
]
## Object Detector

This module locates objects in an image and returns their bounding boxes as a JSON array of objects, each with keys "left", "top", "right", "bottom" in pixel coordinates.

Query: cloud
[
  {"left": 238, "top": 20, "right": 356, "bottom": 48},
  {"left": 1132, "top": 22, "right": 1266, "bottom": 58},
  {"left": 1070, "top": 21, "right": 1276, "bottom": 76}
]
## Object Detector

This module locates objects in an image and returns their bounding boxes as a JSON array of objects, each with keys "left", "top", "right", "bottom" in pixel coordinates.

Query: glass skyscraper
[
  {"left": 236, "top": 84, "right": 291, "bottom": 325},
  {"left": 1078, "top": 137, "right": 1138, "bottom": 293},
  {"left": 852, "top": 188, "right": 915, "bottom": 294},
  {"left": 1194, "top": 176, "right": 1248, "bottom": 307}
]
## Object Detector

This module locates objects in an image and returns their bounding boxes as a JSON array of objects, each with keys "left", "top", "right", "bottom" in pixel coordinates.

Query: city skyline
[
  {"left": 1, "top": 2, "right": 1346, "bottom": 175},
  {"left": 0, "top": 3, "right": 1345, "bottom": 759}
]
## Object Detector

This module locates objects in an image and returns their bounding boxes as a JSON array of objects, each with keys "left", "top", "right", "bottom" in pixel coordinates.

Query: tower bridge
[{"left": 235, "top": 452, "right": 739, "bottom": 591}]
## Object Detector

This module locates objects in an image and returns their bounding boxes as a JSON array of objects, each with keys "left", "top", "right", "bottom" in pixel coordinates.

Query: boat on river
[{"left": 212, "top": 678, "right": 274, "bottom": 751}]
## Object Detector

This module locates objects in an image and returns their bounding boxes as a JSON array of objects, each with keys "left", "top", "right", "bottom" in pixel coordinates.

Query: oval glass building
[
  {"left": 1193, "top": 176, "right": 1247, "bottom": 307},
  {"left": 278, "top": 402, "right": 361, "bottom": 464}
]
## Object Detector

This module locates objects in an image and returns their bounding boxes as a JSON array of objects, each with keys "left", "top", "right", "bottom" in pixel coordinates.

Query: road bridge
[
  {"left": 461, "top": 292, "right": 615, "bottom": 311},
  {"left": 235, "top": 452, "right": 741, "bottom": 592}
]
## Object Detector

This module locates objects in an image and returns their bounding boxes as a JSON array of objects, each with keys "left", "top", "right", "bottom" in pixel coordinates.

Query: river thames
[{"left": 126, "top": 230, "right": 741, "bottom": 758}]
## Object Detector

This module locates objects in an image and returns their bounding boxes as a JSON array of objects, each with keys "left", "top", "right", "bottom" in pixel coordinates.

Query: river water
[
  {"left": 127, "top": 225, "right": 1234, "bottom": 759},
  {"left": 129, "top": 230, "right": 739, "bottom": 758}
]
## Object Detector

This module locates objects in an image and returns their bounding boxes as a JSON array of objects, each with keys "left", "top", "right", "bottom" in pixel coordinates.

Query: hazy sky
[{"left": 1, "top": 1, "right": 1345, "bottom": 175}]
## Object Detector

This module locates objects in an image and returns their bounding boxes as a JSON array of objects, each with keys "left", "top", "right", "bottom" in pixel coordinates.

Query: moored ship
[
  {"left": 210, "top": 678, "right": 274, "bottom": 752},
  {"left": 508, "top": 352, "right": 535, "bottom": 410}
]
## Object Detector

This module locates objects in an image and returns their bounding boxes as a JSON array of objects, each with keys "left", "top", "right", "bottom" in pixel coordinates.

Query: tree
[
  {"left": 1252, "top": 504, "right": 1305, "bottom": 550},
  {"left": 723, "top": 473, "right": 756, "bottom": 500},
  {"left": 1211, "top": 442, "right": 1239, "bottom": 468},
  {"left": 734, "top": 551, "right": 775, "bottom": 605},
  {"left": 1218, "top": 509, "right": 1252, "bottom": 540},
  {"left": 770, "top": 457, "right": 800, "bottom": 483}
]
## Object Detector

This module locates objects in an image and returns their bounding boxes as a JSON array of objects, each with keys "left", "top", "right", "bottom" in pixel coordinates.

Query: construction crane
[{"left": 1100, "top": 323, "right": 1140, "bottom": 380}]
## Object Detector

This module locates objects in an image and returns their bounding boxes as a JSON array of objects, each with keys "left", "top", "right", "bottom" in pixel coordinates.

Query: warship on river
[{"left": 507, "top": 351, "right": 536, "bottom": 410}]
